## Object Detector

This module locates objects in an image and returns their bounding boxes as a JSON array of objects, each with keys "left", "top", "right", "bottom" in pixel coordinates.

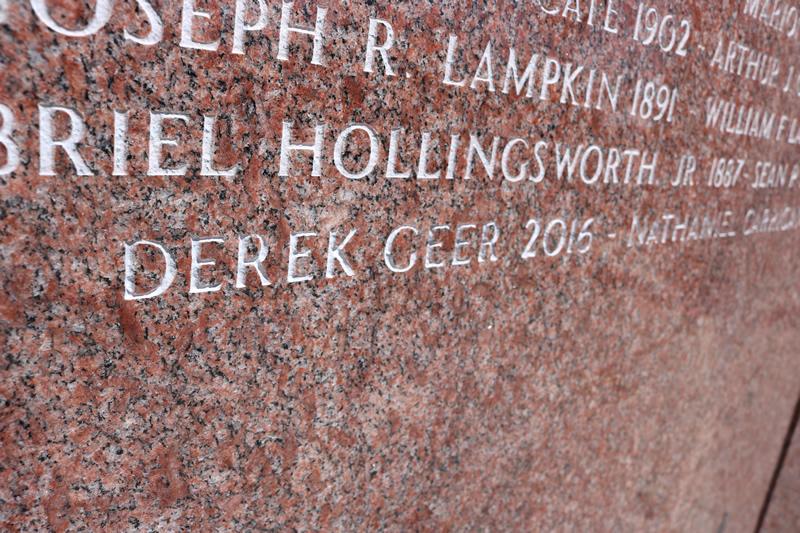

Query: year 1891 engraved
[{"left": 630, "top": 79, "right": 678, "bottom": 122}]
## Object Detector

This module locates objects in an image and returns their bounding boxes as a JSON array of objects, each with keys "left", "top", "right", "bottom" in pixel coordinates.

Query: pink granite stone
[
  {"left": 1, "top": 0, "right": 799, "bottom": 531},
  {"left": 763, "top": 419, "right": 800, "bottom": 532}
]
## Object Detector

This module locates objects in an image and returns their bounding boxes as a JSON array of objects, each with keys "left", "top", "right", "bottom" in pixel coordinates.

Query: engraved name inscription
[{"left": 1, "top": 0, "right": 798, "bottom": 302}]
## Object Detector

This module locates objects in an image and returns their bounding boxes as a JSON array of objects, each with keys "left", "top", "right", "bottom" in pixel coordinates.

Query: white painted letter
[
  {"left": 503, "top": 49, "right": 539, "bottom": 97},
  {"left": 31, "top": 0, "right": 112, "bottom": 37},
  {"left": 604, "top": 0, "right": 620, "bottom": 34},
  {"left": 148, "top": 112, "right": 189, "bottom": 176},
  {"left": 540, "top": 57, "right": 561, "bottom": 100},
  {"left": 417, "top": 132, "right": 441, "bottom": 180},
  {"left": 277, "top": 1, "right": 327, "bottom": 65},
  {"left": 470, "top": 41, "right": 495, "bottom": 91},
  {"left": 0, "top": 104, "right": 20, "bottom": 176},
  {"left": 39, "top": 105, "right": 93, "bottom": 176},
  {"left": 201, "top": 115, "right": 238, "bottom": 176},
  {"left": 452, "top": 224, "right": 476, "bottom": 266},
  {"left": 325, "top": 229, "right": 356, "bottom": 278},
  {"left": 181, "top": 0, "right": 219, "bottom": 51},
  {"left": 190, "top": 237, "right": 224, "bottom": 294},
  {"left": 386, "top": 129, "right": 412, "bottom": 179},
  {"left": 465, "top": 134, "right": 500, "bottom": 180},
  {"left": 236, "top": 235, "right": 271, "bottom": 288},
  {"left": 333, "top": 124, "right": 379, "bottom": 180},
  {"left": 364, "top": 18, "right": 395, "bottom": 75},
  {"left": 287, "top": 231, "right": 316, "bottom": 283},
  {"left": 502, "top": 138, "right": 529, "bottom": 182},
  {"left": 479, "top": 222, "right": 500, "bottom": 262},
  {"left": 279, "top": 121, "right": 325, "bottom": 177},
  {"left": 384, "top": 225, "right": 418, "bottom": 273},
  {"left": 233, "top": 0, "right": 268, "bottom": 54},
  {"left": 113, "top": 110, "right": 128, "bottom": 176},
  {"left": 124, "top": 240, "right": 177, "bottom": 301},
  {"left": 443, "top": 35, "right": 466, "bottom": 87},
  {"left": 125, "top": 0, "right": 163, "bottom": 45},
  {"left": 424, "top": 225, "right": 449, "bottom": 269}
]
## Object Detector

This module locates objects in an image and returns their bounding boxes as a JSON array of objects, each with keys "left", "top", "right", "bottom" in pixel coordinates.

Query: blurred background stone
[{"left": 1, "top": 0, "right": 799, "bottom": 530}]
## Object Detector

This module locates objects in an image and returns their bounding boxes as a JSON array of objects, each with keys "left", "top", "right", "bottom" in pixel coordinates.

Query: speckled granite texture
[
  {"left": 764, "top": 423, "right": 800, "bottom": 532},
  {"left": 1, "top": 0, "right": 799, "bottom": 531}
]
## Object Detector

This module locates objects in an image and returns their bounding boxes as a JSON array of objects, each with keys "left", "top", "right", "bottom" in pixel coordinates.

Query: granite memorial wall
[
  {"left": 1, "top": 0, "right": 800, "bottom": 530},
  {"left": 763, "top": 422, "right": 800, "bottom": 532}
]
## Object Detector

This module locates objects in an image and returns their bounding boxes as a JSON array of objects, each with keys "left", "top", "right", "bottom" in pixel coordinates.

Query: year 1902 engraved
[{"left": 632, "top": 2, "right": 691, "bottom": 57}]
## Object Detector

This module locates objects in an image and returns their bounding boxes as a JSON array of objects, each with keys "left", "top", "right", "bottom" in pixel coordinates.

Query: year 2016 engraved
[{"left": 520, "top": 217, "right": 594, "bottom": 259}]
